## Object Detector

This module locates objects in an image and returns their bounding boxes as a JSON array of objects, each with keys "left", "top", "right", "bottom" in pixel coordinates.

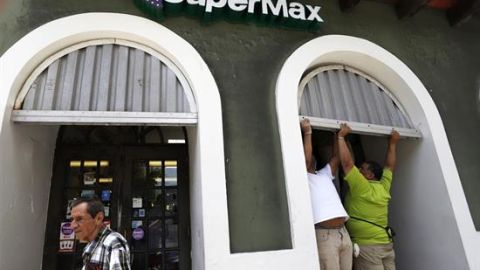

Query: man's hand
[
  {"left": 301, "top": 118, "right": 312, "bottom": 134},
  {"left": 338, "top": 123, "right": 351, "bottom": 138},
  {"left": 390, "top": 130, "right": 400, "bottom": 144}
]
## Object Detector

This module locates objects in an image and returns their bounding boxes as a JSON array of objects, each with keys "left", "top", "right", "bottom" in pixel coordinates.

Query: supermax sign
[{"left": 134, "top": 0, "right": 324, "bottom": 29}]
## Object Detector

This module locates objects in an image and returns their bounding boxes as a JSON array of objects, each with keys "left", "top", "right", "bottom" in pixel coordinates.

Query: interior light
[
  {"left": 165, "top": 160, "right": 177, "bottom": 167},
  {"left": 149, "top": 161, "right": 162, "bottom": 167},
  {"left": 84, "top": 161, "right": 97, "bottom": 167},
  {"left": 70, "top": 161, "right": 81, "bottom": 167}
]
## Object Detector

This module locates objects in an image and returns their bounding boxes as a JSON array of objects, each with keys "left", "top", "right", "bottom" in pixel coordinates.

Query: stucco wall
[
  {"left": 0, "top": 122, "right": 57, "bottom": 270},
  {"left": 0, "top": 0, "right": 479, "bottom": 257},
  {"left": 362, "top": 136, "right": 469, "bottom": 269}
]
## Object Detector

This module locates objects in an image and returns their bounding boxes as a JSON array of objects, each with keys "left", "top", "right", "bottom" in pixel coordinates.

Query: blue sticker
[{"left": 101, "top": 190, "right": 111, "bottom": 202}]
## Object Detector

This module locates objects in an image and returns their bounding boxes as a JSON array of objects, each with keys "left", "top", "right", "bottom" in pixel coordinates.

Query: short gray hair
[{"left": 72, "top": 197, "right": 105, "bottom": 218}]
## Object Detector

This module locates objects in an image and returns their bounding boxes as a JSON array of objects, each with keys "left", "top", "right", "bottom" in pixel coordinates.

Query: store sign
[{"left": 134, "top": 0, "right": 323, "bottom": 29}]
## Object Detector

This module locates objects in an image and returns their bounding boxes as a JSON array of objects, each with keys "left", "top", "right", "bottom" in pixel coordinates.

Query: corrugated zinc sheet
[
  {"left": 299, "top": 67, "right": 413, "bottom": 129},
  {"left": 21, "top": 44, "right": 195, "bottom": 113}
]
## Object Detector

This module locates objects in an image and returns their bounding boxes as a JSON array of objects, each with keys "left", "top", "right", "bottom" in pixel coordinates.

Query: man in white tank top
[{"left": 301, "top": 118, "right": 352, "bottom": 270}]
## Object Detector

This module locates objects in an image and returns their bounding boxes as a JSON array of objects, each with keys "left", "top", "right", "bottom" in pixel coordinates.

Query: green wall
[{"left": 1, "top": 0, "right": 480, "bottom": 253}]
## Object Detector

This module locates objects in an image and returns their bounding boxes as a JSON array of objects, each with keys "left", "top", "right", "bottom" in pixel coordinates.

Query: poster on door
[
  {"left": 65, "top": 199, "right": 74, "bottom": 219},
  {"left": 59, "top": 222, "right": 75, "bottom": 252}
]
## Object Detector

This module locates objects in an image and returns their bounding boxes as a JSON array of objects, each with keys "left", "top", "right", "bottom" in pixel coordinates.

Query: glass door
[
  {"left": 123, "top": 146, "right": 190, "bottom": 270},
  {"left": 42, "top": 145, "right": 190, "bottom": 270},
  {"left": 42, "top": 146, "right": 121, "bottom": 270}
]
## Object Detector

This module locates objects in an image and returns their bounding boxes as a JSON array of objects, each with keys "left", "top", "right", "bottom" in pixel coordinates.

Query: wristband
[{"left": 338, "top": 136, "right": 345, "bottom": 140}]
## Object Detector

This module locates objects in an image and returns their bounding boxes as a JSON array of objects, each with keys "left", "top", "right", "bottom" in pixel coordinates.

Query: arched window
[
  {"left": 299, "top": 65, "right": 420, "bottom": 138},
  {"left": 12, "top": 41, "right": 197, "bottom": 125}
]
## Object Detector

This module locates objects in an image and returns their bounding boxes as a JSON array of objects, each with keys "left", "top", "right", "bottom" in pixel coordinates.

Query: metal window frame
[
  {"left": 11, "top": 110, "right": 197, "bottom": 126},
  {"left": 300, "top": 115, "right": 421, "bottom": 138}
]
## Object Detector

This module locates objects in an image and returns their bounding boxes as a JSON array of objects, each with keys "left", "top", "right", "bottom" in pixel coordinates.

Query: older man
[
  {"left": 71, "top": 197, "right": 131, "bottom": 270},
  {"left": 338, "top": 123, "right": 400, "bottom": 270},
  {"left": 301, "top": 118, "right": 352, "bottom": 270}
]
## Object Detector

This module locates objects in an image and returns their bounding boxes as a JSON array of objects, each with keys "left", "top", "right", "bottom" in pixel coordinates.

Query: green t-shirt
[{"left": 344, "top": 166, "right": 393, "bottom": 245}]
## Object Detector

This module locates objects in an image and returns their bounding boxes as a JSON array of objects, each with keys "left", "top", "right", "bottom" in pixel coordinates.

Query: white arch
[
  {"left": 276, "top": 35, "right": 479, "bottom": 269},
  {"left": 0, "top": 13, "right": 228, "bottom": 270}
]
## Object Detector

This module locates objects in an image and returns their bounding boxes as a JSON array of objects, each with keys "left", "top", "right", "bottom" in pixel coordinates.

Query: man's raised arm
[
  {"left": 301, "top": 118, "right": 315, "bottom": 173},
  {"left": 385, "top": 130, "right": 400, "bottom": 171},
  {"left": 329, "top": 132, "right": 340, "bottom": 175},
  {"left": 338, "top": 123, "right": 354, "bottom": 174}
]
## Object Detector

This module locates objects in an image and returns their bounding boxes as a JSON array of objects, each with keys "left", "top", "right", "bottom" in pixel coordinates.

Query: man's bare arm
[
  {"left": 338, "top": 123, "right": 354, "bottom": 174},
  {"left": 301, "top": 118, "right": 315, "bottom": 173},
  {"left": 385, "top": 130, "right": 400, "bottom": 171},
  {"left": 329, "top": 132, "right": 340, "bottom": 175}
]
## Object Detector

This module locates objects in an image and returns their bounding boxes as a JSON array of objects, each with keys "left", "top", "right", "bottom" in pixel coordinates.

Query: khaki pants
[
  {"left": 315, "top": 226, "right": 353, "bottom": 270},
  {"left": 354, "top": 243, "right": 395, "bottom": 270}
]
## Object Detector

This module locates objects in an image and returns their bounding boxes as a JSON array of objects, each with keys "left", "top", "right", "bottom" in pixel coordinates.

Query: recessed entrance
[
  {"left": 42, "top": 126, "right": 190, "bottom": 270},
  {"left": 0, "top": 13, "right": 232, "bottom": 270}
]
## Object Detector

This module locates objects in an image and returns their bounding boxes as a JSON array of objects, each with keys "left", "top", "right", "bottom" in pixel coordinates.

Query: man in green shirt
[{"left": 337, "top": 123, "right": 400, "bottom": 270}]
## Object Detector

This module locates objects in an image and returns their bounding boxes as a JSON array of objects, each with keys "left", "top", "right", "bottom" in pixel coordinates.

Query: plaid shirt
[{"left": 82, "top": 227, "right": 131, "bottom": 270}]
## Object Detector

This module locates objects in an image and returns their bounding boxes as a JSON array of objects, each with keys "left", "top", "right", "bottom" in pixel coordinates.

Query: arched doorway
[
  {"left": 275, "top": 35, "right": 474, "bottom": 269},
  {"left": 0, "top": 13, "right": 228, "bottom": 270},
  {"left": 10, "top": 38, "right": 197, "bottom": 269}
]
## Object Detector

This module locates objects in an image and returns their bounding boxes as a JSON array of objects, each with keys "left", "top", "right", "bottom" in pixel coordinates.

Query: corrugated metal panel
[
  {"left": 20, "top": 44, "right": 196, "bottom": 114},
  {"left": 299, "top": 66, "right": 420, "bottom": 137}
]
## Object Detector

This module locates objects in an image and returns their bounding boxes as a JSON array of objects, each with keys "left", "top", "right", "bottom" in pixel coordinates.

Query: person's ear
[{"left": 95, "top": 212, "right": 104, "bottom": 225}]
